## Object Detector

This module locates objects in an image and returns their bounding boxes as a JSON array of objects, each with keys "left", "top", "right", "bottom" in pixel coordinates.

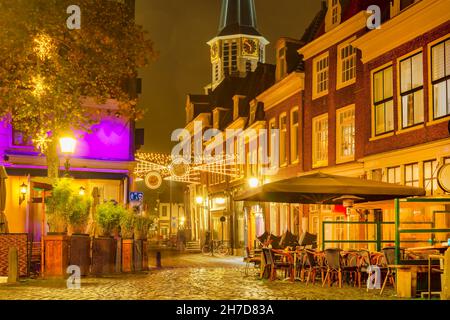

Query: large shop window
[
  {"left": 312, "top": 114, "right": 328, "bottom": 168},
  {"left": 336, "top": 105, "right": 355, "bottom": 163},
  {"left": 400, "top": 52, "right": 424, "bottom": 128},
  {"left": 313, "top": 52, "right": 329, "bottom": 98},
  {"left": 431, "top": 38, "right": 450, "bottom": 120},
  {"left": 373, "top": 66, "right": 394, "bottom": 135}
]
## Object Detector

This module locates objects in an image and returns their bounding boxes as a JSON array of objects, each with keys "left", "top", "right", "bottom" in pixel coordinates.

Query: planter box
[
  {"left": 122, "top": 239, "right": 134, "bottom": 273},
  {"left": 43, "top": 234, "right": 69, "bottom": 278},
  {"left": 91, "top": 237, "right": 116, "bottom": 275},
  {"left": 69, "top": 235, "right": 91, "bottom": 276},
  {"left": 142, "top": 240, "right": 148, "bottom": 271},
  {"left": 133, "top": 240, "right": 143, "bottom": 272}
]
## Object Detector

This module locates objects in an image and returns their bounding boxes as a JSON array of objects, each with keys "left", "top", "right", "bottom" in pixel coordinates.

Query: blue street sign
[{"left": 129, "top": 192, "right": 144, "bottom": 202}]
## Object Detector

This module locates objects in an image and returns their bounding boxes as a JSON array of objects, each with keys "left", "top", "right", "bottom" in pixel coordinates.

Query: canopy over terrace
[{"left": 234, "top": 172, "right": 426, "bottom": 204}]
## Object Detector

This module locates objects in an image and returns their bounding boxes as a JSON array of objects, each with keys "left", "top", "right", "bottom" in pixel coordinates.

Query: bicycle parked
[{"left": 202, "top": 239, "right": 229, "bottom": 256}]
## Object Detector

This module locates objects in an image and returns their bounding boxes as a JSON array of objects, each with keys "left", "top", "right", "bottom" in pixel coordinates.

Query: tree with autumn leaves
[{"left": 0, "top": 0, "right": 156, "bottom": 178}]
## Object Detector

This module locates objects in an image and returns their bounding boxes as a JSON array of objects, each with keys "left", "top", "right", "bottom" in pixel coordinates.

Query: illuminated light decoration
[
  {"left": 33, "top": 34, "right": 55, "bottom": 60},
  {"left": 248, "top": 177, "right": 260, "bottom": 188},
  {"left": 193, "top": 153, "right": 240, "bottom": 178},
  {"left": 32, "top": 75, "right": 47, "bottom": 97},
  {"left": 196, "top": 196, "right": 204, "bottom": 205},
  {"left": 32, "top": 130, "right": 52, "bottom": 153},
  {"left": 145, "top": 171, "right": 163, "bottom": 190}
]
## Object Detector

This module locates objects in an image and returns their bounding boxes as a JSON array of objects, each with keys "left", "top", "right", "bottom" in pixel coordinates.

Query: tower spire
[{"left": 218, "top": 0, "right": 260, "bottom": 37}]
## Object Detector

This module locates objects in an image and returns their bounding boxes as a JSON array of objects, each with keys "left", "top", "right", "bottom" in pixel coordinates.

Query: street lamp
[
  {"left": 196, "top": 196, "right": 204, "bottom": 205},
  {"left": 59, "top": 135, "right": 77, "bottom": 177},
  {"left": 248, "top": 177, "right": 260, "bottom": 188},
  {"left": 19, "top": 183, "right": 28, "bottom": 205}
]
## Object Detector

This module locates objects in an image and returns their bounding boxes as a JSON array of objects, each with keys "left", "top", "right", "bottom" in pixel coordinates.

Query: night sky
[{"left": 135, "top": 0, "right": 321, "bottom": 154}]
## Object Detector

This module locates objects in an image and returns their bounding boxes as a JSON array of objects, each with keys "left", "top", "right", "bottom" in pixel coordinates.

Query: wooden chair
[
  {"left": 380, "top": 247, "right": 405, "bottom": 295},
  {"left": 244, "top": 247, "right": 261, "bottom": 276},
  {"left": 304, "top": 249, "right": 325, "bottom": 285},
  {"left": 262, "top": 248, "right": 292, "bottom": 281}
]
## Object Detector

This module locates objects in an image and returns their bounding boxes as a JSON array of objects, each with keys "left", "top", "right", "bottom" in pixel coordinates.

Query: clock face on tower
[
  {"left": 242, "top": 38, "right": 259, "bottom": 56},
  {"left": 211, "top": 42, "right": 219, "bottom": 60}
]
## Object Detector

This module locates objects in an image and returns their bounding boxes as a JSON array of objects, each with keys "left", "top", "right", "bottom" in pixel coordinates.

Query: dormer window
[
  {"left": 233, "top": 95, "right": 246, "bottom": 120},
  {"left": 325, "top": 0, "right": 341, "bottom": 32},
  {"left": 391, "top": 0, "right": 419, "bottom": 18},
  {"left": 277, "top": 47, "right": 287, "bottom": 81}
]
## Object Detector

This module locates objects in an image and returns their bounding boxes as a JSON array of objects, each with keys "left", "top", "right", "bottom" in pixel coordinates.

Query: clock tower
[{"left": 207, "top": 0, "right": 269, "bottom": 90}]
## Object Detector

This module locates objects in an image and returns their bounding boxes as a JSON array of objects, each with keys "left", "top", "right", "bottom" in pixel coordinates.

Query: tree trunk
[{"left": 46, "top": 138, "right": 60, "bottom": 180}]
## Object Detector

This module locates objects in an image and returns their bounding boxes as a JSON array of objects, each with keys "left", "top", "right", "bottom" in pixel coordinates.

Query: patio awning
[{"left": 234, "top": 172, "right": 426, "bottom": 204}]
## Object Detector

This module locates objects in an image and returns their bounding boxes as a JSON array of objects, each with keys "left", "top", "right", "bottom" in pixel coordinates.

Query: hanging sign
[{"left": 145, "top": 171, "right": 163, "bottom": 190}]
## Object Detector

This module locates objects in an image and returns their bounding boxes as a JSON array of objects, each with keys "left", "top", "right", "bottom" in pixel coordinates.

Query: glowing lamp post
[
  {"left": 248, "top": 177, "right": 260, "bottom": 188},
  {"left": 59, "top": 135, "right": 77, "bottom": 177}
]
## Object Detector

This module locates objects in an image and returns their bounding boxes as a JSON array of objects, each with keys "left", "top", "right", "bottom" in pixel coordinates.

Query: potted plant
[
  {"left": 134, "top": 215, "right": 152, "bottom": 272},
  {"left": 68, "top": 194, "right": 92, "bottom": 276},
  {"left": 120, "top": 209, "right": 135, "bottom": 273},
  {"left": 43, "top": 178, "right": 74, "bottom": 278},
  {"left": 91, "top": 201, "right": 125, "bottom": 275}
]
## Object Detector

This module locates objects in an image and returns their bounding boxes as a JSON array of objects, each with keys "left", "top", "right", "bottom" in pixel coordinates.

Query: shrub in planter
[
  {"left": 68, "top": 195, "right": 92, "bottom": 235},
  {"left": 120, "top": 209, "right": 135, "bottom": 240},
  {"left": 95, "top": 201, "right": 126, "bottom": 237},
  {"left": 46, "top": 178, "right": 74, "bottom": 234},
  {"left": 134, "top": 215, "right": 152, "bottom": 240}
]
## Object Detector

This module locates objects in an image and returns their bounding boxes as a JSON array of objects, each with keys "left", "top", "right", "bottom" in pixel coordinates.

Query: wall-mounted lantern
[{"left": 19, "top": 182, "right": 28, "bottom": 205}]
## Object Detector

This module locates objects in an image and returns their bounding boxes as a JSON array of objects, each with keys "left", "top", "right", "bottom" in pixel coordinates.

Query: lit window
[
  {"left": 404, "top": 163, "right": 419, "bottom": 187},
  {"left": 279, "top": 113, "right": 287, "bottom": 166},
  {"left": 312, "top": 114, "right": 328, "bottom": 168},
  {"left": 162, "top": 206, "right": 168, "bottom": 217},
  {"left": 431, "top": 38, "right": 450, "bottom": 120},
  {"left": 336, "top": 105, "right": 355, "bottom": 163},
  {"left": 338, "top": 44, "right": 357, "bottom": 87},
  {"left": 424, "top": 160, "right": 438, "bottom": 195},
  {"left": 313, "top": 53, "right": 329, "bottom": 98},
  {"left": 387, "top": 166, "right": 401, "bottom": 184},
  {"left": 373, "top": 66, "right": 394, "bottom": 135},
  {"left": 290, "top": 108, "right": 299, "bottom": 164},
  {"left": 400, "top": 52, "right": 424, "bottom": 128}
]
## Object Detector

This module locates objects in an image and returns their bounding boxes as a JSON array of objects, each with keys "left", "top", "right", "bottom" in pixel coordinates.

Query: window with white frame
[
  {"left": 404, "top": 163, "right": 419, "bottom": 187},
  {"left": 312, "top": 114, "right": 328, "bottom": 167},
  {"left": 290, "top": 108, "right": 299, "bottom": 164},
  {"left": 400, "top": 52, "right": 424, "bottom": 128},
  {"left": 373, "top": 66, "right": 394, "bottom": 135},
  {"left": 338, "top": 43, "right": 357, "bottom": 87},
  {"left": 431, "top": 38, "right": 450, "bottom": 120},
  {"left": 223, "top": 40, "right": 238, "bottom": 76},
  {"left": 387, "top": 166, "right": 401, "bottom": 185},
  {"left": 336, "top": 106, "right": 355, "bottom": 163},
  {"left": 424, "top": 160, "right": 438, "bottom": 195},
  {"left": 279, "top": 113, "right": 287, "bottom": 166},
  {"left": 313, "top": 53, "right": 329, "bottom": 98}
]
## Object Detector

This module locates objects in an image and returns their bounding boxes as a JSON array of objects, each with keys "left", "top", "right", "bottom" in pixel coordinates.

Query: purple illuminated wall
[{"left": 0, "top": 115, "right": 133, "bottom": 162}]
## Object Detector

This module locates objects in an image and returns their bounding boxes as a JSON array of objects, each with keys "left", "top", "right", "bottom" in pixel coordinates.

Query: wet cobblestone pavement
[{"left": 0, "top": 250, "right": 400, "bottom": 300}]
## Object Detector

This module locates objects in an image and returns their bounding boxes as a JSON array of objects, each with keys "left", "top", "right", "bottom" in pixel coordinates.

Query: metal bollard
[{"left": 156, "top": 251, "right": 162, "bottom": 269}]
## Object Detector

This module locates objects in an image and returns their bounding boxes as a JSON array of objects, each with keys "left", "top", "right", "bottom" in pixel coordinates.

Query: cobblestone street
[{"left": 0, "top": 250, "right": 401, "bottom": 300}]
